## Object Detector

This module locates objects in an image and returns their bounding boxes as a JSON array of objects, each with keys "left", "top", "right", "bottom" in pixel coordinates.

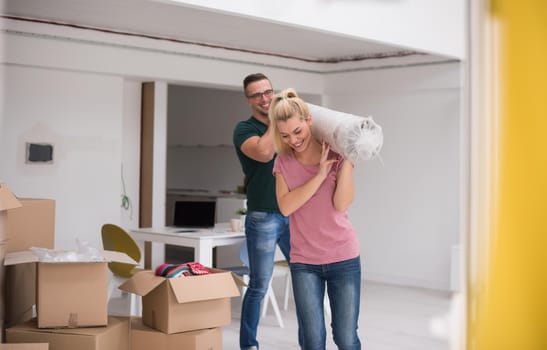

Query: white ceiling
[{"left": 1, "top": 0, "right": 453, "bottom": 69}]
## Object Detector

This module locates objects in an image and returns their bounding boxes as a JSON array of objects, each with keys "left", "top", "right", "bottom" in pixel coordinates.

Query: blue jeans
[
  {"left": 291, "top": 256, "right": 362, "bottom": 350},
  {"left": 240, "top": 211, "right": 290, "bottom": 350}
]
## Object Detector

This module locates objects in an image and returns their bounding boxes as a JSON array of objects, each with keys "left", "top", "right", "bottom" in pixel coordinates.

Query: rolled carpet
[{"left": 308, "top": 103, "right": 383, "bottom": 163}]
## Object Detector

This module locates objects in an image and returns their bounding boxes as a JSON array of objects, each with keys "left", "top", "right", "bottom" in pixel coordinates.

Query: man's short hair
[{"left": 243, "top": 73, "right": 270, "bottom": 91}]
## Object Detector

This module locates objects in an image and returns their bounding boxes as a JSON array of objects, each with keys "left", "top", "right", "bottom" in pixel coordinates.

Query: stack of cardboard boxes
[
  {"left": 0, "top": 184, "right": 243, "bottom": 350},
  {"left": 0, "top": 183, "right": 56, "bottom": 350},
  {"left": 123, "top": 269, "right": 243, "bottom": 349},
  {"left": 4, "top": 248, "right": 135, "bottom": 350}
]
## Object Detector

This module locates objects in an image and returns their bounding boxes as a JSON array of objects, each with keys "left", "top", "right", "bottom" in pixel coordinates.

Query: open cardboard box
[
  {"left": 120, "top": 269, "right": 244, "bottom": 334},
  {"left": 4, "top": 250, "right": 136, "bottom": 329}
]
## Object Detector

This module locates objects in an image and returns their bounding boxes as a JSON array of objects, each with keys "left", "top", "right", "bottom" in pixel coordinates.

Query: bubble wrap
[
  {"left": 30, "top": 239, "right": 106, "bottom": 262},
  {"left": 308, "top": 103, "right": 383, "bottom": 163}
]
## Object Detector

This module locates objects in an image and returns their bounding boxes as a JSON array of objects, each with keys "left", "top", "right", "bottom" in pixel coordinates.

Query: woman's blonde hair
[{"left": 269, "top": 88, "right": 310, "bottom": 154}]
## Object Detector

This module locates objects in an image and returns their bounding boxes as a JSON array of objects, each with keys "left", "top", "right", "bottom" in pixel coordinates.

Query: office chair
[
  {"left": 224, "top": 240, "right": 284, "bottom": 328},
  {"left": 100, "top": 223, "right": 143, "bottom": 316}
]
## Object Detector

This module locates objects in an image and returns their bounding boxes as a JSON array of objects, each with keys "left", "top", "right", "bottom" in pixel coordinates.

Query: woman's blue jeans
[
  {"left": 291, "top": 256, "right": 362, "bottom": 350},
  {"left": 240, "top": 211, "right": 290, "bottom": 350}
]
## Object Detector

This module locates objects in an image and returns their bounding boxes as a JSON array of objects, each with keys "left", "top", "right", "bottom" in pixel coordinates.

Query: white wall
[
  {"left": 173, "top": 0, "right": 466, "bottom": 59},
  {"left": 0, "top": 66, "right": 125, "bottom": 249},
  {"left": 325, "top": 63, "right": 462, "bottom": 290}
]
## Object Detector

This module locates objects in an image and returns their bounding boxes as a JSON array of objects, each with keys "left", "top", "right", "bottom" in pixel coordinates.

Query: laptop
[{"left": 173, "top": 200, "right": 216, "bottom": 229}]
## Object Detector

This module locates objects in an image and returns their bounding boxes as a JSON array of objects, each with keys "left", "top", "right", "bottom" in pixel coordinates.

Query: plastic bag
[
  {"left": 308, "top": 103, "right": 383, "bottom": 163},
  {"left": 30, "top": 239, "right": 105, "bottom": 262}
]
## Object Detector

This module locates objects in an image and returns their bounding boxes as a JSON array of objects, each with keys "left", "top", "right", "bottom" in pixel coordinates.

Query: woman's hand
[
  {"left": 318, "top": 141, "right": 337, "bottom": 179},
  {"left": 276, "top": 141, "right": 338, "bottom": 216}
]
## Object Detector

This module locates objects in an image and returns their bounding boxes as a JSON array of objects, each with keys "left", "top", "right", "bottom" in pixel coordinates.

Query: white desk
[{"left": 130, "top": 225, "right": 245, "bottom": 269}]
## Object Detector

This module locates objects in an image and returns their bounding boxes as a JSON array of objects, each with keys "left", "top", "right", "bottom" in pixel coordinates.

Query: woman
[{"left": 270, "top": 88, "right": 362, "bottom": 350}]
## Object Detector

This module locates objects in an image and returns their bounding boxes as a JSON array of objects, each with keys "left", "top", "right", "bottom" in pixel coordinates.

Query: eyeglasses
[{"left": 247, "top": 89, "right": 274, "bottom": 100}]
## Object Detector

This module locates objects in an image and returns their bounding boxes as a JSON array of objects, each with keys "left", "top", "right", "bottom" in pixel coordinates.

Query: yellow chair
[{"left": 101, "top": 223, "right": 142, "bottom": 316}]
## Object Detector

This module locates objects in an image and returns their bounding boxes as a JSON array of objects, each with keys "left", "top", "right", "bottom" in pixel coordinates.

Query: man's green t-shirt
[{"left": 233, "top": 117, "right": 280, "bottom": 213}]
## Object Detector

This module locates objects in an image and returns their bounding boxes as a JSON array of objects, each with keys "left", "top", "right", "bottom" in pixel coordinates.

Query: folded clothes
[
  {"left": 308, "top": 103, "right": 383, "bottom": 164},
  {"left": 155, "top": 262, "right": 210, "bottom": 278},
  {"left": 185, "top": 261, "right": 210, "bottom": 275}
]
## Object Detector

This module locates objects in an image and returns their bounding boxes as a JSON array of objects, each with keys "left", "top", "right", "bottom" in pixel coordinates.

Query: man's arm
[{"left": 240, "top": 123, "right": 275, "bottom": 162}]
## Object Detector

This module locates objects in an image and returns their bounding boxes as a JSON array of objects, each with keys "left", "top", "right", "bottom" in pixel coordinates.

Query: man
[{"left": 233, "top": 73, "right": 291, "bottom": 350}]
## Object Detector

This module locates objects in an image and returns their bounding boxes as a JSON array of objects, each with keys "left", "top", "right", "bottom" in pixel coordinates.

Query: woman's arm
[
  {"left": 276, "top": 142, "right": 336, "bottom": 216},
  {"left": 275, "top": 172, "right": 323, "bottom": 216},
  {"left": 333, "top": 159, "right": 355, "bottom": 212}
]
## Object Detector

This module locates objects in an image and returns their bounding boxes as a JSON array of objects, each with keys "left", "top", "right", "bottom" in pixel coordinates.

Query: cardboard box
[
  {"left": 4, "top": 250, "right": 136, "bottom": 329},
  {"left": 0, "top": 184, "right": 23, "bottom": 322},
  {"left": 0, "top": 184, "right": 23, "bottom": 243},
  {"left": 4, "top": 199, "right": 55, "bottom": 254},
  {"left": 0, "top": 185, "right": 55, "bottom": 329},
  {"left": 0, "top": 243, "right": 5, "bottom": 326},
  {"left": 5, "top": 263, "right": 36, "bottom": 328},
  {"left": 0, "top": 344, "right": 48, "bottom": 350},
  {"left": 120, "top": 269, "right": 242, "bottom": 334},
  {"left": 130, "top": 318, "right": 221, "bottom": 350},
  {"left": 6, "top": 317, "right": 129, "bottom": 350}
]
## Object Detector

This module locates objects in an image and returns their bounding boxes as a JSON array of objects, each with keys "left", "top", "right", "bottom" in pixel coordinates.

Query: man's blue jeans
[
  {"left": 240, "top": 211, "right": 290, "bottom": 350},
  {"left": 291, "top": 256, "right": 362, "bottom": 350}
]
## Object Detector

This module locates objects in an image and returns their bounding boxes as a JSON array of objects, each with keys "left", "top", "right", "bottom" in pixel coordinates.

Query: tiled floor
[{"left": 223, "top": 279, "right": 456, "bottom": 350}]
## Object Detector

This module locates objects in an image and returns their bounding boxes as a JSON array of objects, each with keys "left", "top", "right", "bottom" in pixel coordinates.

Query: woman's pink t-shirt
[{"left": 273, "top": 151, "right": 360, "bottom": 265}]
